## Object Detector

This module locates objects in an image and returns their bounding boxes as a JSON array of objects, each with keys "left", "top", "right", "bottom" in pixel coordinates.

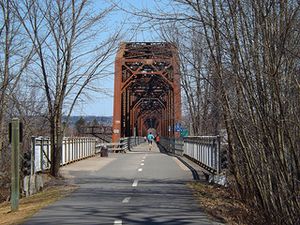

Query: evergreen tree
[
  {"left": 92, "top": 118, "right": 99, "bottom": 126},
  {"left": 75, "top": 117, "right": 86, "bottom": 134}
]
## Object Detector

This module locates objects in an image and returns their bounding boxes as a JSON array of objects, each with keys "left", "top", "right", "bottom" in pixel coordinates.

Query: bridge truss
[{"left": 112, "top": 42, "right": 181, "bottom": 142}]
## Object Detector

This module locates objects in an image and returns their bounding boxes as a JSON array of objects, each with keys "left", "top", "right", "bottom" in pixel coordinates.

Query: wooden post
[{"left": 11, "top": 118, "right": 20, "bottom": 212}]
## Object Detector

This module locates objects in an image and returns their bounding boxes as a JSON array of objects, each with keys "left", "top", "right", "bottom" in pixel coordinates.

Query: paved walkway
[{"left": 22, "top": 143, "right": 223, "bottom": 225}]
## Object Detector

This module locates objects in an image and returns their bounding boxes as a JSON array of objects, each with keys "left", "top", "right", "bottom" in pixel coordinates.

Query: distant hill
[{"left": 65, "top": 116, "right": 113, "bottom": 126}]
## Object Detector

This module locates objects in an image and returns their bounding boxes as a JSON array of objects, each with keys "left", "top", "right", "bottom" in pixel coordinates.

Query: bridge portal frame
[{"left": 112, "top": 42, "right": 181, "bottom": 142}]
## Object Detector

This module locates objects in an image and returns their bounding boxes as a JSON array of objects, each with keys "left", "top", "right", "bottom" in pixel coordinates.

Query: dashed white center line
[
  {"left": 140, "top": 163, "right": 144, "bottom": 166},
  {"left": 122, "top": 197, "right": 131, "bottom": 203},
  {"left": 138, "top": 168, "right": 142, "bottom": 172},
  {"left": 141, "top": 159, "right": 145, "bottom": 162},
  {"left": 132, "top": 179, "right": 138, "bottom": 187},
  {"left": 114, "top": 220, "right": 122, "bottom": 225}
]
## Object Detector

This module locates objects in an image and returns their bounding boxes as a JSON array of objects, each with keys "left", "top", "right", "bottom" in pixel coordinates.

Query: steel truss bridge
[{"left": 112, "top": 42, "right": 181, "bottom": 142}]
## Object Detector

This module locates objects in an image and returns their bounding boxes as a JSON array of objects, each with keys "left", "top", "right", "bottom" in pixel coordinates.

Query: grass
[
  {"left": 0, "top": 185, "right": 77, "bottom": 225},
  {"left": 188, "top": 182, "right": 262, "bottom": 225}
]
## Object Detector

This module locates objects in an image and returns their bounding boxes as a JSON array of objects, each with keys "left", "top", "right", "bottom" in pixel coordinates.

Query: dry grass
[
  {"left": 0, "top": 185, "right": 77, "bottom": 225},
  {"left": 188, "top": 182, "right": 263, "bottom": 225}
]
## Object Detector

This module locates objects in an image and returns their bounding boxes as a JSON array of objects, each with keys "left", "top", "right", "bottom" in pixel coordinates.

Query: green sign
[{"left": 180, "top": 129, "right": 189, "bottom": 137}]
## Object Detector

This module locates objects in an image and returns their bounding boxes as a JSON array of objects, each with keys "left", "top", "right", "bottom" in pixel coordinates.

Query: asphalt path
[{"left": 22, "top": 143, "right": 222, "bottom": 225}]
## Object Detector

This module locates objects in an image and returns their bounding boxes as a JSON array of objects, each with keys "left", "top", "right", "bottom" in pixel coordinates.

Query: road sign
[
  {"left": 180, "top": 129, "right": 189, "bottom": 137},
  {"left": 175, "top": 123, "right": 182, "bottom": 132}
]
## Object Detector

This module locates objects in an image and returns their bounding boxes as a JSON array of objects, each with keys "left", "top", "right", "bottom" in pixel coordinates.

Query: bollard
[{"left": 10, "top": 118, "right": 20, "bottom": 212}]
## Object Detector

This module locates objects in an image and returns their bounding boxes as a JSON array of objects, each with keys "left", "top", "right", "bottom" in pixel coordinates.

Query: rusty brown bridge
[{"left": 112, "top": 42, "right": 182, "bottom": 142}]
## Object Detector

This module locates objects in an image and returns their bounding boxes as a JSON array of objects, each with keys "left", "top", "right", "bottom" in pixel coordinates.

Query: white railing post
[
  {"left": 40, "top": 138, "right": 44, "bottom": 171},
  {"left": 31, "top": 137, "right": 36, "bottom": 176}
]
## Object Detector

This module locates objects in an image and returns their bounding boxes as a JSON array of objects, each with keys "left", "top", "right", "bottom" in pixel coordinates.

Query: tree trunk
[{"left": 50, "top": 113, "right": 63, "bottom": 177}]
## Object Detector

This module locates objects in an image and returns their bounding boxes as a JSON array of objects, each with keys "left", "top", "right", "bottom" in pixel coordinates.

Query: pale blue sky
[{"left": 72, "top": 0, "right": 168, "bottom": 116}]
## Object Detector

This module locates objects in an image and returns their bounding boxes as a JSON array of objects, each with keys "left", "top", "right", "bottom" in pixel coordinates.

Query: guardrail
[
  {"left": 183, "top": 136, "right": 221, "bottom": 174},
  {"left": 160, "top": 137, "right": 184, "bottom": 155},
  {"left": 31, "top": 136, "right": 97, "bottom": 173},
  {"left": 159, "top": 136, "right": 221, "bottom": 174},
  {"left": 96, "top": 136, "right": 144, "bottom": 153},
  {"left": 121, "top": 136, "right": 145, "bottom": 150}
]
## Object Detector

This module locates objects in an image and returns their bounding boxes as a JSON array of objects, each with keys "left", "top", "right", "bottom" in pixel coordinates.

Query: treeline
[
  {"left": 68, "top": 116, "right": 112, "bottom": 126},
  {"left": 131, "top": 0, "right": 300, "bottom": 224}
]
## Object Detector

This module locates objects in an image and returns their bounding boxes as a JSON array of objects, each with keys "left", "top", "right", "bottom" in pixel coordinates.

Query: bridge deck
[{"left": 22, "top": 143, "right": 223, "bottom": 225}]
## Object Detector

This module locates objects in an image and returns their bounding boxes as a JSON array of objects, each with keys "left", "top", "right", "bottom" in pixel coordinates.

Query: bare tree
[
  {"left": 15, "top": 0, "right": 122, "bottom": 177},
  {"left": 0, "top": 0, "right": 34, "bottom": 156},
  {"left": 119, "top": 0, "right": 300, "bottom": 224},
  {"left": 159, "top": 22, "right": 216, "bottom": 135},
  {"left": 170, "top": 1, "right": 300, "bottom": 224}
]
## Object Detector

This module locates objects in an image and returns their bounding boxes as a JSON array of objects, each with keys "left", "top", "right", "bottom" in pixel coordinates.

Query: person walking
[
  {"left": 147, "top": 132, "right": 154, "bottom": 151},
  {"left": 155, "top": 134, "right": 160, "bottom": 146}
]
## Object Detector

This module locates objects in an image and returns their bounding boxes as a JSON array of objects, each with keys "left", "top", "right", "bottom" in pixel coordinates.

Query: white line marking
[
  {"left": 132, "top": 179, "right": 138, "bottom": 187},
  {"left": 140, "top": 163, "right": 144, "bottom": 166},
  {"left": 122, "top": 197, "right": 131, "bottom": 203},
  {"left": 114, "top": 220, "right": 122, "bottom": 225},
  {"left": 141, "top": 159, "right": 145, "bottom": 162},
  {"left": 173, "top": 157, "right": 189, "bottom": 171},
  {"left": 138, "top": 168, "right": 142, "bottom": 172}
]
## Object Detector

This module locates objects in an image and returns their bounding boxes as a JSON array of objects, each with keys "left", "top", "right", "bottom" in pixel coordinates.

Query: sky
[{"left": 71, "top": 0, "right": 168, "bottom": 116}]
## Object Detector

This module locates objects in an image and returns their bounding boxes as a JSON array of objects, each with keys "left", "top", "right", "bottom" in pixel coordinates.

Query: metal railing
[
  {"left": 31, "top": 137, "right": 97, "bottom": 173},
  {"left": 160, "top": 137, "right": 184, "bottom": 155},
  {"left": 95, "top": 136, "right": 144, "bottom": 152},
  {"left": 122, "top": 136, "right": 145, "bottom": 150},
  {"left": 159, "top": 136, "right": 221, "bottom": 174},
  {"left": 183, "top": 136, "right": 221, "bottom": 174}
]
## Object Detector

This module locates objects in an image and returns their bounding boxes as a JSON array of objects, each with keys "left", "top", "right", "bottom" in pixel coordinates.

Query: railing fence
[
  {"left": 121, "top": 136, "right": 145, "bottom": 150},
  {"left": 31, "top": 135, "right": 221, "bottom": 174},
  {"left": 183, "top": 136, "right": 221, "bottom": 174},
  {"left": 31, "top": 137, "right": 97, "bottom": 173},
  {"left": 95, "top": 136, "right": 145, "bottom": 152},
  {"left": 160, "top": 136, "right": 221, "bottom": 174}
]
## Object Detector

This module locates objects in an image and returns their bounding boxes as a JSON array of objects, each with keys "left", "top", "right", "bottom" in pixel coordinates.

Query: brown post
[{"left": 112, "top": 43, "right": 125, "bottom": 142}]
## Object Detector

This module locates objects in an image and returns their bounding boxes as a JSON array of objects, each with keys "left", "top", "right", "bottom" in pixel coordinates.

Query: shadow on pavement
[{"left": 22, "top": 176, "right": 220, "bottom": 225}]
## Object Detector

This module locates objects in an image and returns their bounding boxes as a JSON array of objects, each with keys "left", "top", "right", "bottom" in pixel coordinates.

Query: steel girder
[{"left": 112, "top": 42, "right": 181, "bottom": 142}]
